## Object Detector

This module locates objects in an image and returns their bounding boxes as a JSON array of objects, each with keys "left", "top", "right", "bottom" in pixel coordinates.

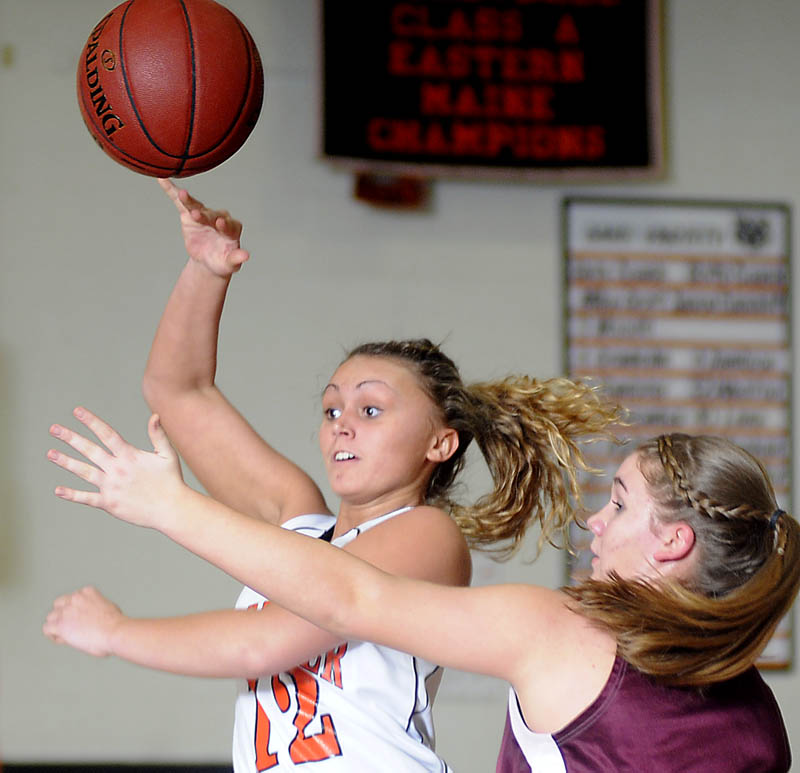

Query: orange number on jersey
[
  {"left": 287, "top": 666, "right": 343, "bottom": 764},
  {"left": 247, "top": 644, "right": 346, "bottom": 768},
  {"left": 248, "top": 678, "right": 279, "bottom": 771}
]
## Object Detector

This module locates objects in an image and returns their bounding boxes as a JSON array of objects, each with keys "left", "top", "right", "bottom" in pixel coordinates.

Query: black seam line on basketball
[
  {"left": 112, "top": 2, "right": 253, "bottom": 167},
  {"left": 78, "top": 87, "right": 178, "bottom": 173},
  {"left": 176, "top": 0, "right": 197, "bottom": 175},
  {"left": 116, "top": 0, "right": 195, "bottom": 165},
  {"left": 79, "top": 79, "right": 187, "bottom": 173},
  {"left": 162, "top": 15, "right": 259, "bottom": 160},
  {"left": 230, "top": 18, "right": 257, "bottom": 134}
]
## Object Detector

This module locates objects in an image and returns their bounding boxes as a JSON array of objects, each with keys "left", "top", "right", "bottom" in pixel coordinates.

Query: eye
[
  {"left": 611, "top": 499, "right": 623, "bottom": 511},
  {"left": 324, "top": 407, "right": 342, "bottom": 420},
  {"left": 363, "top": 406, "right": 382, "bottom": 418}
]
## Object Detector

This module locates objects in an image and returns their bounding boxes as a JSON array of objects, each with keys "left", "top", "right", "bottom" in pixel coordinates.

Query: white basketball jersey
[{"left": 232, "top": 511, "right": 453, "bottom": 772}]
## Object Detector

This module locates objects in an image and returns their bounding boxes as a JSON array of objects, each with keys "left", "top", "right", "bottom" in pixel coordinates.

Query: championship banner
[
  {"left": 563, "top": 197, "right": 793, "bottom": 668},
  {"left": 321, "top": 0, "right": 664, "bottom": 180}
]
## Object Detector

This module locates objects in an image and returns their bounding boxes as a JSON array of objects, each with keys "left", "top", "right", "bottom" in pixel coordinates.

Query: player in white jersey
[
  {"left": 233, "top": 511, "right": 450, "bottom": 771},
  {"left": 43, "top": 181, "right": 622, "bottom": 771}
]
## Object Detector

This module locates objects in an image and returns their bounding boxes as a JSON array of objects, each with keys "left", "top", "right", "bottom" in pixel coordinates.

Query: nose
[
  {"left": 586, "top": 509, "right": 605, "bottom": 536},
  {"left": 332, "top": 410, "right": 354, "bottom": 437}
]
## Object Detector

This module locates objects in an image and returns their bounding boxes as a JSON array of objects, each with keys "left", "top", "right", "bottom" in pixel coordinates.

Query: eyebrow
[
  {"left": 613, "top": 476, "right": 628, "bottom": 493},
  {"left": 322, "top": 379, "right": 393, "bottom": 395}
]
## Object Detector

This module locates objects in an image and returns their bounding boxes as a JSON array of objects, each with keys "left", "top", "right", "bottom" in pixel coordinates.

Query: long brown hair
[
  {"left": 565, "top": 433, "right": 800, "bottom": 686},
  {"left": 347, "top": 339, "right": 624, "bottom": 558}
]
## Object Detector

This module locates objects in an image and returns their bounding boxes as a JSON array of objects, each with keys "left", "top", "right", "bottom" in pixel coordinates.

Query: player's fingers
[
  {"left": 49, "top": 421, "right": 111, "bottom": 470},
  {"left": 157, "top": 177, "right": 176, "bottom": 195},
  {"left": 214, "top": 215, "right": 243, "bottom": 239},
  {"left": 230, "top": 249, "right": 250, "bottom": 268},
  {"left": 50, "top": 594, "right": 72, "bottom": 609},
  {"left": 71, "top": 406, "right": 129, "bottom": 456},
  {"left": 46, "top": 448, "right": 103, "bottom": 488},
  {"left": 177, "top": 186, "right": 206, "bottom": 213},
  {"left": 158, "top": 177, "right": 189, "bottom": 211},
  {"left": 53, "top": 484, "right": 105, "bottom": 509},
  {"left": 147, "top": 414, "right": 178, "bottom": 463}
]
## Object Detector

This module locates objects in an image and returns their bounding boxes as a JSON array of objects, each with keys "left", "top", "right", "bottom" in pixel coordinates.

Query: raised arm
[{"left": 144, "top": 180, "right": 326, "bottom": 524}]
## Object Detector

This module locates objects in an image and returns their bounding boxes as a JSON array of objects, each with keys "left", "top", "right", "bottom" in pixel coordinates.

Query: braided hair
[{"left": 565, "top": 433, "right": 800, "bottom": 686}]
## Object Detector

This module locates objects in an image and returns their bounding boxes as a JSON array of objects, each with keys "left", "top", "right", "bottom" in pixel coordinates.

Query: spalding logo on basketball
[{"left": 77, "top": 0, "right": 264, "bottom": 177}]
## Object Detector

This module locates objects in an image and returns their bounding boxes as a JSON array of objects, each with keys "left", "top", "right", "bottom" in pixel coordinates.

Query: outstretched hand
[
  {"left": 47, "top": 408, "right": 185, "bottom": 530},
  {"left": 158, "top": 177, "right": 249, "bottom": 277},
  {"left": 43, "top": 586, "right": 124, "bottom": 657}
]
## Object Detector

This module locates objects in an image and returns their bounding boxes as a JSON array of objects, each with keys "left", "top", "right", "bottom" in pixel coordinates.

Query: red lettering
[
  {"left": 554, "top": 14, "right": 580, "bottom": 44},
  {"left": 389, "top": 42, "right": 584, "bottom": 82},
  {"left": 391, "top": 5, "right": 523, "bottom": 42},
  {"left": 320, "top": 644, "right": 348, "bottom": 688},
  {"left": 584, "top": 126, "right": 606, "bottom": 158},
  {"left": 391, "top": 3, "right": 423, "bottom": 36},
  {"left": 425, "top": 122, "right": 450, "bottom": 154},
  {"left": 454, "top": 84, "right": 481, "bottom": 115},
  {"left": 418, "top": 46, "right": 447, "bottom": 77},
  {"left": 486, "top": 122, "right": 515, "bottom": 155},
  {"left": 470, "top": 45, "right": 502, "bottom": 78},
  {"left": 445, "top": 45, "right": 478, "bottom": 79},
  {"left": 387, "top": 40, "right": 416, "bottom": 76},
  {"left": 528, "top": 49, "right": 559, "bottom": 80},
  {"left": 367, "top": 120, "right": 607, "bottom": 162},
  {"left": 420, "top": 83, "right": 554, "bottom": 120},
  {"left": 368, "top": 118, "right": 421, "bottom": 153},
  {"left": 420, "top": 82, "right": 450, "bottom": 114},
  {"left": 559, "top": 50, "right": 585, "bottom": 81},
  {"left": 558, "top": 126, "right": 585, "bottom": 157},
  {"left": 451, "top": 123, "right": 485, "bottom": 155},
  {"left": 447, "top": 9, "right": 473, "bottom": 39}
]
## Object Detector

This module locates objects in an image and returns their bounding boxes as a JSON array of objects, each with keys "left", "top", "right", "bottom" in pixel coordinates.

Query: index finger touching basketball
[{"left": 157, "top": 178, "right": 249, "bottom": 277}]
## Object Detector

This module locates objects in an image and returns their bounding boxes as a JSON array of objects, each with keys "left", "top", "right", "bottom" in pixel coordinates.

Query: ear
[
  {"left": 653, "top": 521, "right": 696, "bottom": 563},
  {"left": 426, "top": 427, "right": 459, "bottom": 463}
]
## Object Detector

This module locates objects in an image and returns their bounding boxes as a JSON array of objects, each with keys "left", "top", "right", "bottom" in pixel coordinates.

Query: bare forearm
[
  {"left": 108, "top": 608, "right": 267, "bottom": 677},
  {"left": 143, "top": 260, "right": 231, "bottom": 402},
  {"left": 163, "top": 487, "right": 372, "bottom": 639}
]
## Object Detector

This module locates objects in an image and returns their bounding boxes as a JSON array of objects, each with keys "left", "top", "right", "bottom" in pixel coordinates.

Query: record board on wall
[
  {"left": 563, "top": 197, "right": 793, "bottom": 669},
  {"left": 321, "top": 0, "right": 664, "bottom": 180}
]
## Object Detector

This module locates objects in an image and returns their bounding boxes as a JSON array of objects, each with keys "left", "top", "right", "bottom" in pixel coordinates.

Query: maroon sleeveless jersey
[{"left": 496, "top": 657, "right": 790, "bottom": 772}]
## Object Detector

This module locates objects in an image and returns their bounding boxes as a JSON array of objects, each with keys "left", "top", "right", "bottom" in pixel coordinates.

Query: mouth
[{"left": 333, "top": 451, "right": 357, "bottom": 462}]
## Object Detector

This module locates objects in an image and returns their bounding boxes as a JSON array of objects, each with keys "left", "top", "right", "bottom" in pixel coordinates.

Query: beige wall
[{"left": 0, "top": 1, "right": 797, "bottom": 769}]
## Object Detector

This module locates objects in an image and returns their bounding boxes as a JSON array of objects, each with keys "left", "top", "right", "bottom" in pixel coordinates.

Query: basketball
[{"left": 77, "top": 0, "right": 264, "bottom": 177}]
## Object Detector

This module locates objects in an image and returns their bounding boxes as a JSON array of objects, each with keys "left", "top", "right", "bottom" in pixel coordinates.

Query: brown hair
[
  {"left": 347, "top": 339, "right": 624, "bottom": 558},
  {"left": 565, "top": 433, "right": 800, "bottom": 686}
]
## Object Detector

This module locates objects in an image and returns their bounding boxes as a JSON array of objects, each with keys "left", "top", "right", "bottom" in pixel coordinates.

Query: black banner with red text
[{"left": 321, "top": 0, "right": 663, "bottom": 179}]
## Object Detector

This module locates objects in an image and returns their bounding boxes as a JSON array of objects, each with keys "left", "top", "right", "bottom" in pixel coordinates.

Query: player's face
[
  {"left": 319, "top": 355, "right": 445, "bottom": 505},
  {"left": 586, "top": 452, "right": 664, "bottom": 581}
]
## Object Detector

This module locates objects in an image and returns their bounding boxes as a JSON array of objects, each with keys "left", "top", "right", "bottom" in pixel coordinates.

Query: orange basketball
[{"left": 77, "top": 0, "right": 264, "bottom": 177}]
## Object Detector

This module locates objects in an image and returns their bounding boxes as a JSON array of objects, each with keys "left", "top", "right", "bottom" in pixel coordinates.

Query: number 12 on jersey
[{"left": 248, "top": 644, "right": 348, "bottom": 769}]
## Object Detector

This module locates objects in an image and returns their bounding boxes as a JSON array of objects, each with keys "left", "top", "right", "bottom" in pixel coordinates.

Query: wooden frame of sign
[
  {"left": 319, "top": 0, "right": 665, "bottom": 181},
  {"left": 562, "top": 196, "right": 793, "bottom": 669}
]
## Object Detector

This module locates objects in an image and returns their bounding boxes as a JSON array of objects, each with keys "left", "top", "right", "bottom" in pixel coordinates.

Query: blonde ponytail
[
  {"left": 444, "top": 376, "right": 624, "bottom": 558},
  {"left": 346, "top": 340, "right": 624, "bottom": 558}
]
